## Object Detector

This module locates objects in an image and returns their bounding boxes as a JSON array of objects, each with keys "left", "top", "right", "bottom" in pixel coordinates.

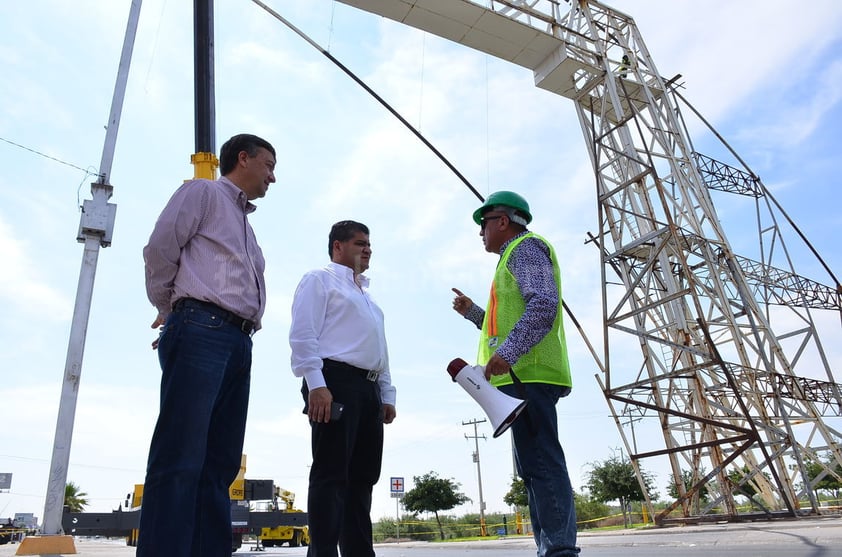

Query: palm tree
[{"left": 64, "top": 482, "right": 89, "bottom": 513}]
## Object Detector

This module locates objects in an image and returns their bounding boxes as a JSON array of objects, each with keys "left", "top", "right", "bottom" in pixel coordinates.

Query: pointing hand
[{"left": 451, "top": 288, "right": 473, "bottom": 316}]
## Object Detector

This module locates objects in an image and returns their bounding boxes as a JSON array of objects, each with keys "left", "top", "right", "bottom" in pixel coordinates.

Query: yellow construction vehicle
[
  {"left": 124, "top": 455, "right": 252, "bottom": 549},
  {"left": 63, "top": 456, "right": 307, "bottom": 553},
  {"left": 258, "top": 487, "right": 309, "bottom": 548}
]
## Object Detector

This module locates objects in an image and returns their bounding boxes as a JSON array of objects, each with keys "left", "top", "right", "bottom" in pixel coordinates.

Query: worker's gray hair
[{"left": 492, "top": 205, "right": 528, "bottom": 227}]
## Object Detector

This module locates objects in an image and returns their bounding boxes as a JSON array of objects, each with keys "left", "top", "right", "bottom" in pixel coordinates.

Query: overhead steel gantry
[{"left": 335, "top": 0, "right": 842, "bottom": 523}]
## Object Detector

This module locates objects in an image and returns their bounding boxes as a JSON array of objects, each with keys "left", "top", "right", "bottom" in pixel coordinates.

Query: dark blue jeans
[
  {"left": 137, "top": 303, "right": 252, "bottom": 557},
  {"left": 500, "top": 382, "right": 580, "bottom": 557}
]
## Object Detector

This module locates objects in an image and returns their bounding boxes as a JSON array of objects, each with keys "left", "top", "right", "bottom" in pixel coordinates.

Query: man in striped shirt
[{"left": 139, "top": 133, "right": 276, "bottom": 557}]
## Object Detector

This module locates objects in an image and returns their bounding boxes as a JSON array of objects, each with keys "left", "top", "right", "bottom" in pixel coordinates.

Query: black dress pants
[{"left": 303, "top": 359, "right": 384, "bottom": 557}]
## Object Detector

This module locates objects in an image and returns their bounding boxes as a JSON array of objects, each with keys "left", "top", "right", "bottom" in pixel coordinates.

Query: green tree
[
  {"left": 727, "top": 466, "right": 759, "bottom": 499},
  {"left": 800, "top": 452, "right": 842, "bottom": 501},
  {"left": 503, "top": 476, "right": 529, "bottom": 535},
  {"left": 505, "top": 478, "right": 611, "bottom": 531},
  {"left": 585, "top": 451, "right": 656, "bottom": 528},
  {"left": 64, "top": 481, "right": 89, "bottom": 513},
  {"left": 667, "top": 468, "right": 712, "bottom": 514},
  {"left": 402, "top": 472, "right": 470, "bottom": 540},
  {"left": 727, "top": 466, "right": 774, "bottom": 510},
  {"left": 573, "top": 492, "right": 611, "bottom": 528},
  {"left": 503, "top": 476, "right": 527, "bottom": 508}
]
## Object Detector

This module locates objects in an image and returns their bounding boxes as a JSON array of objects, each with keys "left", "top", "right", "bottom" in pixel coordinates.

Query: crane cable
[
  {"left": 250, "top": 0, "right": 484, "bottom": 203},
  {"left": 250, "top": 0, "right": 608, "bottom": 374}
]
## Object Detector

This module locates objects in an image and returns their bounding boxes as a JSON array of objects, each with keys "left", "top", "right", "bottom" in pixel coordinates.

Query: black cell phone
[{"left": 330, "top": 401, "right": 345, "bottom": 422}]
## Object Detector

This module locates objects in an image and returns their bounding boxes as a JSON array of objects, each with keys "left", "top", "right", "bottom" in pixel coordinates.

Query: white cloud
[{"left": 0, "top": 218, "right": 72, "bottom": 322}]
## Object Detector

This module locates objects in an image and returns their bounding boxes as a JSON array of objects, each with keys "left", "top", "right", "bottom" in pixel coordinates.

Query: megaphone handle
[{"left": 508, "top": 370, "right": 537, "bottom": 437}]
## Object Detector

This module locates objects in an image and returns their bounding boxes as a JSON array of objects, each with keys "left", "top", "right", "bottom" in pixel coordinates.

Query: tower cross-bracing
[{"left": 336, "top": 0, "right": 842, "bottom": 523}]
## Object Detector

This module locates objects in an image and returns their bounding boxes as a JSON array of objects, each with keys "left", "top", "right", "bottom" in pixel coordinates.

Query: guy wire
[{"left": 250, "top": 0, "right": 484, "bottom": 203}]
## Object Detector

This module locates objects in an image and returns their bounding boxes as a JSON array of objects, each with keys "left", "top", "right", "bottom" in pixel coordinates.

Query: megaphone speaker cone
[{"left": 446, "top": 358, "right": 528, "bottom": 438}]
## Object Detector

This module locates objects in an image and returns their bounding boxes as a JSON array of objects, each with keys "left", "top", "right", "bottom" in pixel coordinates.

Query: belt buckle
[
  {"left": 365, "top": 370, "right": 379, "bottom": 382},
  {"left": 240, "top": 320, "right": 253, "bottom": 335}
]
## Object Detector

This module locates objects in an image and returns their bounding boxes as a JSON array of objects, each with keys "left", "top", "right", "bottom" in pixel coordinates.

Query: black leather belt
[
  {"left": 323, "top": 359, "right": 380, "bottom": 382},
  {"left": 173, "top": 298, "right": 256, "bottom": 335},
  {"left": 359, "top": 368, "right": 380, "bottom": 382}
]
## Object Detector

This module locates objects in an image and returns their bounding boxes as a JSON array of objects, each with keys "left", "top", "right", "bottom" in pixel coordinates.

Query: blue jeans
[
  {"left": 500, "top": 382, "right": 580, "bottom": 557},
  {"left": 137, "top": 303, "right": 252, "bottom": 557}
]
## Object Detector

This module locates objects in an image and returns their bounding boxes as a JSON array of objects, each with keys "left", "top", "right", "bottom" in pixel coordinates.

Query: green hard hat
[{"left": 472, "top": 190, "right": 533, "bottom": 225}]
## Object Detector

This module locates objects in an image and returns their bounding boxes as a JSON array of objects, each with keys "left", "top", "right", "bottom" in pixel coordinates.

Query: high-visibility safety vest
[{"left": 478, "top": 232, "right": 572, "bottom": 388}]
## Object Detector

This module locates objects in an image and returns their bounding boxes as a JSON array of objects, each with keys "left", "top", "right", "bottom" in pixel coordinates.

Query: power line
[{"left": 0, "top": 136, "right": 98, "bottom": 177}]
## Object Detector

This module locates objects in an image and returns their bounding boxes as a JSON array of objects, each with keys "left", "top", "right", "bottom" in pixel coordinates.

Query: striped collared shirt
[{"left": 143, "top": 176, "right": 266, "bottom": 330}]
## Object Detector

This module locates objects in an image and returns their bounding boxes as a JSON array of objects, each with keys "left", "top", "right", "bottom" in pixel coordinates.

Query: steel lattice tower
[{"left": 336, "top": 0, "right": 842, "bottom": 522}]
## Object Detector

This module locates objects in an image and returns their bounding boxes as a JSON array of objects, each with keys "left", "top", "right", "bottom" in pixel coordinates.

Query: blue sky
[{"left": 1, "top": 0, "right": 841, "bottom": 525}]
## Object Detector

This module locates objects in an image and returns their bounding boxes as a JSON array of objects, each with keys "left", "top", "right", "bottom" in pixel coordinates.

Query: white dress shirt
[{"left": 289, "top": 262, "right": 396, "bottom": 406}]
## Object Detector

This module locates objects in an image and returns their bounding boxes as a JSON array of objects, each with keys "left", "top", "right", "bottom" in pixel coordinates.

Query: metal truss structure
[{"left": 336, "top": 0, "right": 842, "bottom": 523}]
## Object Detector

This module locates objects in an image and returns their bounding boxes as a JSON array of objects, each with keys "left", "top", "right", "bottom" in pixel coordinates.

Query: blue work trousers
[
  {"left": 500, "top": 382, "right": 580, "bottom": 557},
  {"left": 136, "top": 303, "right": 252, "bottom": 557}
]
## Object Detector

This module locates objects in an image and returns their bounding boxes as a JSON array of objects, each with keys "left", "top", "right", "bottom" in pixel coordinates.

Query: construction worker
[{"left": 452, "top": 190, "right": 580, "bottom": 557}]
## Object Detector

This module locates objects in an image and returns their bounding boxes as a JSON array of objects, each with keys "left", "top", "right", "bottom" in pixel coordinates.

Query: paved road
[{"left": 3, "top": 517, "right": 842, "bottom": 556}]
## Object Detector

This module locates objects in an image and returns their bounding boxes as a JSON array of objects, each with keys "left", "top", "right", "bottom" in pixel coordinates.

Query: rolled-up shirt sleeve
[
  {"left": 289, "top": 272, "right": 328, "bottom": 391},
  {"left": 376, "top": 351, "right": 396, "bottom": 406}
]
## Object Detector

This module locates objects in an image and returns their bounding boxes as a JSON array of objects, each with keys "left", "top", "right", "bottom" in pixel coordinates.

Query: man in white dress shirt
[{"left": 289, "top": 220, "right": 396, "bottom": 557}]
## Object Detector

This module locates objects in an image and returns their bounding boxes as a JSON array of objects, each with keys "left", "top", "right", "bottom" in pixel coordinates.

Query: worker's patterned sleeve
[
  {"left": 464, "top": 303, "right": 485, "bottom": 329},
  {"left": 495, "top": 237, "right": 558, "bottom": 366}
]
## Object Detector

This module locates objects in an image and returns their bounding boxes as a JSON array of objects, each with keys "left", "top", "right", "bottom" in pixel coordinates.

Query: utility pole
[
  {"left": 17, "top": 3, "right": 141, "bottom": 555},
  {"left": 463, "top": 418, "right": 488, "bottom": 537},
  {"left": 510, "top": 433, "right": 524, "bottom": 535}
]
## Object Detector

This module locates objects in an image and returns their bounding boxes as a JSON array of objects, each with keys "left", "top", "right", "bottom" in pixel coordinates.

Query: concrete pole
[{"left": 19, "top": 2, "right": 138, "bottom": 555}]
